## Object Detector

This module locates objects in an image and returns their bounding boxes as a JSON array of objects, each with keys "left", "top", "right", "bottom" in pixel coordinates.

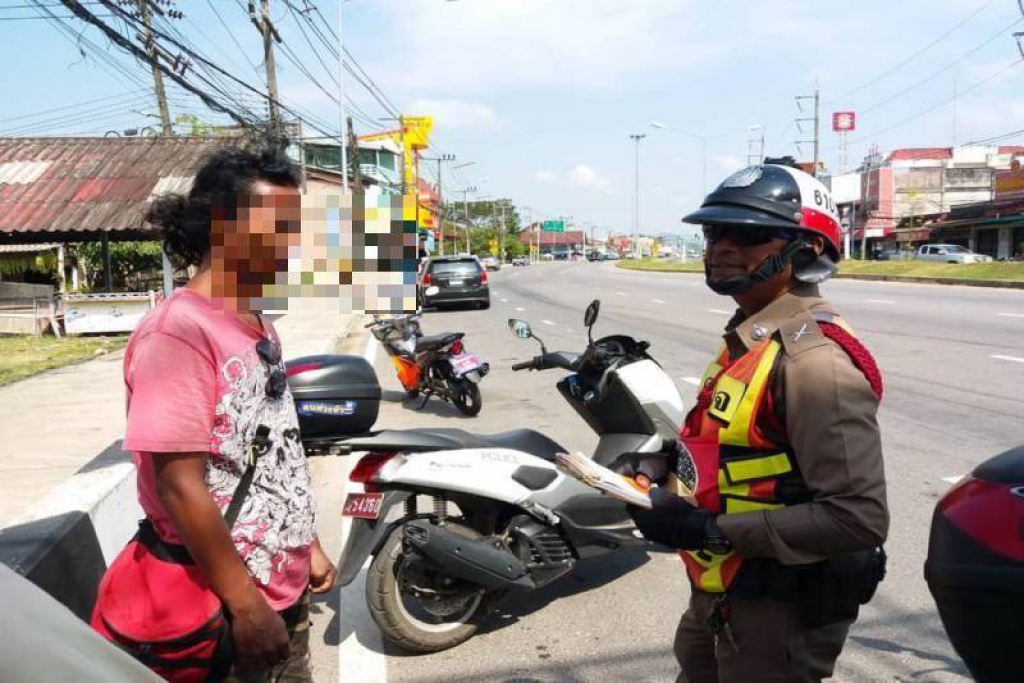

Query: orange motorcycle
[{"left": 366, "top": 314, "right": 489, "bottom": 416}]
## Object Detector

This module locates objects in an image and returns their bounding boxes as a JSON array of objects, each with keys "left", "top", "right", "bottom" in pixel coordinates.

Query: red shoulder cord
[{"left": 817, "top": 322, "right": 884, "bottom": 401}]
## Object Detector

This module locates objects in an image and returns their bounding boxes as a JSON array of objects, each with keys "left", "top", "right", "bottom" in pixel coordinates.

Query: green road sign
[{"left": 542, "top": 220, "right": 565, "bottom": 232}]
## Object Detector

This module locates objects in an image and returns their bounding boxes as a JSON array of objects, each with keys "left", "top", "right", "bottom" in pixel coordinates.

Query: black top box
[{"left": 287, "top": 355, "right": 381, "bottom": 441}]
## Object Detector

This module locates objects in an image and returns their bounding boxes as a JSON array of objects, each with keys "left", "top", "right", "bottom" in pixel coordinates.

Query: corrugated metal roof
[
  {"left": 0, "top": 242, "right": 59, "bottom": 253},
  {"left": 0, "top": 137, "right": 241, "bottom": 240},
  {"left": 998, "top": 145, "right": 1024, "bottom": 155},
  {"left": 887, "top": 148, "right": 952, "bottom": 162}
]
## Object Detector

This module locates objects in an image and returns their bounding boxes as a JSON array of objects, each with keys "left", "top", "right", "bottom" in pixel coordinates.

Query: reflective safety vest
[{"left": 679, "top": 338, "right": 796, "bottom": 593}]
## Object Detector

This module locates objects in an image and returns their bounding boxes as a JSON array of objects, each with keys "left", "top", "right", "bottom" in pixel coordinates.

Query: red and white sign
[{"left": 832, "top": 111, "right": 856, "bottom": 132}]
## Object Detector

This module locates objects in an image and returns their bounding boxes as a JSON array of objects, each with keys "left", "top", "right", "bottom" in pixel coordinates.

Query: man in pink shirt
[{"left": 119, "top": 144, "right": 336, "bottom": 681}]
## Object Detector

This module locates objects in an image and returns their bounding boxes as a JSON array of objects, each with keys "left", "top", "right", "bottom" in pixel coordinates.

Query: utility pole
[
  {"left": 337, "top": 0, "right": 349, "bottom": 192},
  {"left": 630, "top": 134, "right": 645, "bottom": 257},
  {"left": 796, "top": 84, "right": 821, "bottom": 176},
  {"left": 250, "top": 0, "right": 282, "bottom": 133},
  {"left": 347, "top": 116, "right": 361, "bottom": 192},
  {"left": 136, "top": 0, "right": 172, "bottom": 135},
  {"left": 421, "top": 154, "right": 456, "bottom": 256}
]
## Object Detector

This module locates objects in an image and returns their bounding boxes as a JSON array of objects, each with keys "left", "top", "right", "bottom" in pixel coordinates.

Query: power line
[
  {"left": 825, "top": 0, "right": 996, "bottom": 105},
  {"left": 0, "top": 88, "right": 147, "bottom": 124},
  {"left": 858, "top": 17, "right": 1024, "bottom": 116},
  {"left": 840, "top": 58, "right": 1024, "bottom": 150}
]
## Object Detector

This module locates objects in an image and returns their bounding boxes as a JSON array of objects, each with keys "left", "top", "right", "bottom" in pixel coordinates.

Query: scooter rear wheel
[
  {"left": 450, "top": 378, "right": 482, "bottom": 417},
  {"left": 366, "top": 522, "right": 497, "bottom": 653}
]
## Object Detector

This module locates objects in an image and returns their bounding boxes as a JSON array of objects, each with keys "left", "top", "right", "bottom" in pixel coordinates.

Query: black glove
[
  {"left": 628, "top": 486, "right": 711, "bottom": 550},
  {"left": 609, "top": 446, "right": 679, "bottom": 487}
]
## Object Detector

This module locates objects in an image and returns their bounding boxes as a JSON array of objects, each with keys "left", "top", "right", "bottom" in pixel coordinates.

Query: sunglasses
[
  {"left": 256, "top": 338, "right": 287, "bottom": 399},
  {"left": 703, "top": 225, "right": 796, "bottom": 247}
]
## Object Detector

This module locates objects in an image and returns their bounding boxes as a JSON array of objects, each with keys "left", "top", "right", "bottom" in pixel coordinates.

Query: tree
[{"left": 74, "top": 241, "right": 165, "bottom": 290}]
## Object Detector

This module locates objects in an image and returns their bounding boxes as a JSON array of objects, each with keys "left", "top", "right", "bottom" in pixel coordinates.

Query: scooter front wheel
[{"left": 366, "top": 522, "right": 498, "bottom": 653}]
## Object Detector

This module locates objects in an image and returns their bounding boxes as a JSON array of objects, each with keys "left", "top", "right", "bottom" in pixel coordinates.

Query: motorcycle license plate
[
  {"left": 342, "top": 492, "right": 384, "bottom": 519},
  {"left": 450, "top": 352, "right": 482, "bottom": 376},
  {"left": 449, "top": 279, "right": 464, "bottom": 287}
]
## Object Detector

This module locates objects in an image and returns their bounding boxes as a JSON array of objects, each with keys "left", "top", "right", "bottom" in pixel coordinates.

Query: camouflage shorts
[{"left": 224, "top": 591, "right": 312, "bottom": 683}]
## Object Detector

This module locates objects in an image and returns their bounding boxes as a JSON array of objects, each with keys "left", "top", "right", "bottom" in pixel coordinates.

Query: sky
[{"left": 2, "top": 0, "right": 1024, "bottom": 239}]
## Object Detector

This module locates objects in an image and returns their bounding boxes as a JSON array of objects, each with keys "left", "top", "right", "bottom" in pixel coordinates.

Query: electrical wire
[
  {"left": 824, "top": 0, "right": 996, "bottom": 105},
  {"left": 839, "top": 58, "right": 1024, "bottom": 150},
  {"left": 858, "top": 17, "right": 1024, "bottom": 116}
]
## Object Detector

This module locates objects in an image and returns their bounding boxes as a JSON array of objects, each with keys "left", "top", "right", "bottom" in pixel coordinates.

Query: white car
[
  {"left": 915, "top": 244, "right": 993, "bottom": 264},
  {"left": 481, "top": 256, "right": 501, "bottom": 271}
]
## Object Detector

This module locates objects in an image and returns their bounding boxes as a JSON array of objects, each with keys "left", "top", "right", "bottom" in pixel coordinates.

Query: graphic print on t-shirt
[{"left": 207, "top": 350, "right": 316, "bottom": 586}]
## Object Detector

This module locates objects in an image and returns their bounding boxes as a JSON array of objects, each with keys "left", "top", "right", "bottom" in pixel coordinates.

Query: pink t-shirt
[{"left": 122, "top": 288, "right": 314, "bottom": 611}]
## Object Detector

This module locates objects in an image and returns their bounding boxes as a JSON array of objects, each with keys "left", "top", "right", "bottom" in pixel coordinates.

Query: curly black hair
[{"left": 147, "top": 143, "right": 301, "bottom": 268}]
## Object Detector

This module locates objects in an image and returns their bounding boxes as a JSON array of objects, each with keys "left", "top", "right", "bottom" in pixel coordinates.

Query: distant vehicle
[
  {"left": 553, "top": 252, "right": 570, "bottom": 261},
  {"left": 586, "top": 251, "right": 602, "bottom": 262},
  {"left": 603, "top": 252, "right": 620, "bottom": 261},
  {"left": 876, "top": 248, "right": 911, "bottom": 261},
  {"left": 540, "top": 253, "right": 555, "bottom": 261},
  {"left": 915, "top": 244, "right": 993, "bottom": 264},
  {"left": 512, "top": 256, "right": 530, "bottom": 267},
  {"left": 481, "top": 255, "right": 501, "bottom": 271},
  {"left": 419, "top": 256, "right": 490, "bottom": 310}
]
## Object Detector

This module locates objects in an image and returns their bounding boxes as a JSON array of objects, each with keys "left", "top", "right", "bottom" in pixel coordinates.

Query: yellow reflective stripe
[
  {"left": 708, "top": 374, "right": 747, "bottom": 424},
  {"left": 723, "top": 496, "right": 785, "bottom": 514},
  {"left": 723, "top": 453, "right": 793, "bottom": 484},
  {"left": 700, "top": 361, "right": 723, "bottom": 389},
  {"left": 720, "top": 341, "right": 781, "bottom": 446},
  {"left": 683, "top": 549, "right": 735, "bottom": 593}
]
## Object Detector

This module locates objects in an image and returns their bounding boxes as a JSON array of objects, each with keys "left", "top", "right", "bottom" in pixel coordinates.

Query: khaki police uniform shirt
[{"left": 714, "top": 283, "right": 889, "bottom": 565}]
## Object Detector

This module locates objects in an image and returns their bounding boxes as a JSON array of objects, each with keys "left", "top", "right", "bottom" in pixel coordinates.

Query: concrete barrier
[{"left": 0, "top": 441, "right": 140, "bottom": 619}]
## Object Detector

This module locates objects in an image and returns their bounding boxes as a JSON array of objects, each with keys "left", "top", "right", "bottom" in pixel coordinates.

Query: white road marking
[
  {"left": 991, "top": 354, "right": 1024, "bottom": 364},
  {"left": 515, "top": 307, "right": 526, "bottom": 312},
  {"left": 868, "top": 299, "right": 896, "bottom": 305},
  {"left": 616, "top": 291, "right": 628, "bottom": 296},
  {"left": 500, "top": 298, "right": 509, "bottom": 303},
  {"left": 708, "top": 308, "right": 731, "bottom": 315},
  {"left": 998, "top": 312, "right": 1024, "bottom": 318},
  {"left": 652, "top": 298, "right": 666, "bottom": 304},
  {"left": 681, "top": 377, "right": 701, "bottom": 386},
  {"left": 338, "top": 336, "right": 388, "bottom": 682},
  {"left": 942, "top": 475, "right": 965, "bottom": 485},
  {"left": 541, "top": 319, "right": 556, "bottom": 326}
]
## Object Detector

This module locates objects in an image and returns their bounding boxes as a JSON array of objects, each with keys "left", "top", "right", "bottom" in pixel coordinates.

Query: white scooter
[{"left": 336, "top": 300, "right": 685, "bottom": 652}]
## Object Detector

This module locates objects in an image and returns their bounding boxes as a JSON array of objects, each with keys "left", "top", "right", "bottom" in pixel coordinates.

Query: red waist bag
[
  {"left": 91, "top": 520, "right": 233, "bottom": 682},
  {"left": 91, "top": 427, "right": 268, "bottom": 682}
]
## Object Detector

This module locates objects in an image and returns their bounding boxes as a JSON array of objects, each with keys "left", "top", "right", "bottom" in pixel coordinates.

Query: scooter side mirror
[
  {"left": 508, "top": 319, "right": 533, "bottom": 339},
  {"left": 584, "top": 300, "right": 600, "bottom": 328}
]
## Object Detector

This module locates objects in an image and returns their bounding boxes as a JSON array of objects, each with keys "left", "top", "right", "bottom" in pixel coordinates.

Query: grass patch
[
  {"left": 837, "top": 260, "right": 1024, "bottom": 281},
  {"left": 618, "top": 257, "right": 1024, "bottom": 282},
  {"left": 617, "top": 258, "right": 703, "bottom": 272},
  {"left": 0, "top": 335, "right": 128, "bottom": 387}
]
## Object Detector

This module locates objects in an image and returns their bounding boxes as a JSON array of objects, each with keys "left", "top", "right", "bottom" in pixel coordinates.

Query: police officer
[{"left": 614, "top": 160, "right": 888, "bottom": 682}]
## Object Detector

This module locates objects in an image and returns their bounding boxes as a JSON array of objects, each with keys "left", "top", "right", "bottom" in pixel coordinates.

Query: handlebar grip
[{"left": 511, "top": 360, "right": 534, "bottom": 371}]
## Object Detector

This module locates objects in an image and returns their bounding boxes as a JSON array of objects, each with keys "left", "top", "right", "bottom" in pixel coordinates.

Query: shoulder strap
[
  {"left": 817, "top": 321, "right": 884, "bottom": 401},
  {"left": 223, "top": 424, "right": 271, "bottom": 528}
]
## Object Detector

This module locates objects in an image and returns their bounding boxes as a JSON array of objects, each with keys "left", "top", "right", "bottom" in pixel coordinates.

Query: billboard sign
[
  {"left": 542, "top": 220, "right": 565, "bottom": 232},
  {"left": 832, "top": 111, "right": 856, "bottom": 132}
]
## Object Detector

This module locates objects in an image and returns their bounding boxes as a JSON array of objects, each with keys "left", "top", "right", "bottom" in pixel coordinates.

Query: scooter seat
[
  {"left": 416, "top": 332, "right": 464, "bottom": 351},
  {"left": 480, "top": 429, "right": 567, "bottom": 462},
  {"left": 342, "top": 428, "right": 567, "bottom": 462}
]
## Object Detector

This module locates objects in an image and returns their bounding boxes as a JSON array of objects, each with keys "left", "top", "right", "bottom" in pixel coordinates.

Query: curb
[
  {"left": 616, "top": 263, "right": 1024, "bottom": 289},
  {"left": 833, "top": 273, "right": 1024, "bottom": 289}
]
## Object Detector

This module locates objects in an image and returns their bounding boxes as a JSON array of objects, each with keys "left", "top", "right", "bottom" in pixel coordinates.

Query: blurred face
[
  {"left": 210, "top": 180, "right": 301, "bottom": 311},
  {"left": 703, "top": 224, "right": 792, "bottom": 284}
]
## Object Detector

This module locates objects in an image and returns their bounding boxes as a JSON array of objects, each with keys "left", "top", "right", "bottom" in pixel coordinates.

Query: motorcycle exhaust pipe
[{"left": 402, "top": 520, "right": 535, "bottom": 592}]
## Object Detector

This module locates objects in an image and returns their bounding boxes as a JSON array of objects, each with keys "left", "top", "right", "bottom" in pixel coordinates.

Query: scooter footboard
[{"left": 338, "top": 490, "right": 412, "bottom": 586}]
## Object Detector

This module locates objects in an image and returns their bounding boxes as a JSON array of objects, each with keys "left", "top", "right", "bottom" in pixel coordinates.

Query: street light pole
[{"left": 630, "top": 134, "right": 646, "bottom": 257}]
